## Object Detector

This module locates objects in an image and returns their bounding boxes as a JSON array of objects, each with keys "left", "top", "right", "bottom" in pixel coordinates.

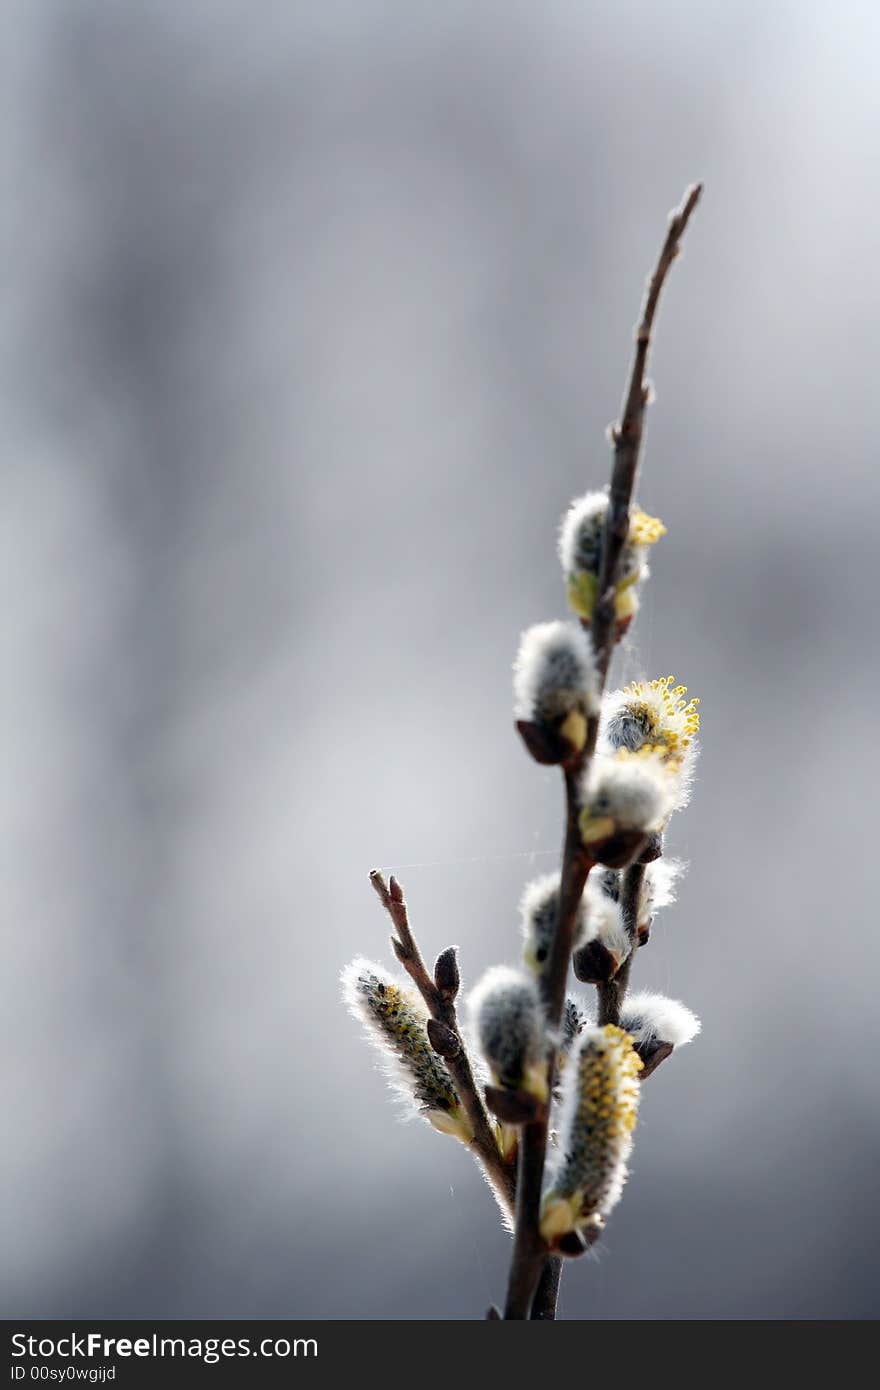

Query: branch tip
[
  {"left": 369, "top": 868, "right": 390, "bottom": 905},
  {"left": 365, "top": 860, "right": 516, "bottom": 1215},
  {"left": 674, "top": 182, "right": 703, "bottom": 223}
]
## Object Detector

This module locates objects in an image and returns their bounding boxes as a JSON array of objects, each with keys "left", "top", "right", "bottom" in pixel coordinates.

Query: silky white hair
[
  {"left": 642, "top": 858, "right": 684, "bottom": 916},
  {"left": 544, "top": 1025, "right": 641, "bottom": 1226},
  {"left": 599, "top": 682, "right": 699, "bottom": 813},
  {"left": 520, "top": 871, "right": 594, "bottom": 972},
  {"left": 341, "top": 957, "right": 463, "bottom": 1121},
  {"left": 580, "top": 752, "right": 674, "bottom": 832},
  {"left": 558, "top": 490, "right": 647, "bottom": 583},
  {"left": 513, "top": 620, "right": 598, "bottom": 724},
  {"left": 466, "top": 965, "right": 545, "bottom": 1090},
  {"left": 620, "top": 991, "right": 702, "bottom": 1048}
]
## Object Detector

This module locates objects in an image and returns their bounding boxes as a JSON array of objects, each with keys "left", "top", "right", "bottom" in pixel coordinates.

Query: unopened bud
[
  {"left": 433, "top": 946, "right": 460, "bottom": 1001},
  {"left": 426, "top": 1018, "right": 461, "bottom": 1059},
  {"left": 572, "top": 938, "right": 623, "bottom": 984}
]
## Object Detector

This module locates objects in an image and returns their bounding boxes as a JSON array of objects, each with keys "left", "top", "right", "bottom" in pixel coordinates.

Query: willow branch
[
  {"left": 502, "top": 182, "right": 702, "bottom": 1319},
  {"left": 369, "top": 870, "right": 515, "bottom": 1212},
  {"left": 504, "top": 772, "right": 593, "bottom": 1318},
  {"left": 592, "top": 182, "right": 702, "bottom": 686}
]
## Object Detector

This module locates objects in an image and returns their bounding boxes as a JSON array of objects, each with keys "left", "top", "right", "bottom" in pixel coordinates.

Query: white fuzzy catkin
[
  {"left": 557, "top": 492, "right": 609, "bottom": 577},
  {"left": 513, "top": 621, "right": 598, "bottom": 731},
  {"left": 559, "top": 493, "right": 650, "bottom": 586},
  {"left": 579, "top": 750, "right": 674, "bottom": 842},
  {"left": 541, "top": 1025, "right": 642, "bottom": 1242},
  {"left": 520, "top": 872, "right": 593, "bottom": 975},
  {"left": 341, "top": 958, "right": 473, "bottom": 1142},
  {"left": 601, "top": 677, "right": 700, "bottom": 811},
  {"left": 582, "top": 875, "right": 631, "bottom": 968},
  {"left": 620, "top": 992, "right": 701, "bottom": 1049},
  {"left": 558, "top": 492, "right": 666, "bottom": 622},
  {"left": 467, "top": 965, "right": 547, "bottom": 1098}
]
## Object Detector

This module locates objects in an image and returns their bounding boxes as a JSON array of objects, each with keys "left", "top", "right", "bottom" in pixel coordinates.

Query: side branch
[{"left": 369, "top": 870, "right": 516, "bottom": 1211}]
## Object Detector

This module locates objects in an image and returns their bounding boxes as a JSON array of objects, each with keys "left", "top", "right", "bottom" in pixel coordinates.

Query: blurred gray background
[{"left": 2, "top": 0, "right": 878, "bottom": 1320}]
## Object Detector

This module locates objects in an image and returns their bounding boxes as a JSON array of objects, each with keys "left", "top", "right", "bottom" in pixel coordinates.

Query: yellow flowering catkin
[
  {"left": 603, "top": 675, "right": 700, "bottom": 768},
  {"left": 341, "top": 958, "right": 474, "bottom": 1143},
  {"left": 540, "top": 1025, "right": 642, "bottom": 1243}
]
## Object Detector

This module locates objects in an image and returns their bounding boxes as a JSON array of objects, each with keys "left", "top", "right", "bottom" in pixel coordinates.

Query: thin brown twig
[
  {"left": 369, "top": 870, "right": 516, "bottom": 1213},
  {"left": 592, "top": 182, "right": 702, "bottom": 688},
  {"left": 597, "top": 861, "right": 644, "bottom": 1026},
  {"left": 503, "top": 182, "right": 702, "bottom": 1319}
]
